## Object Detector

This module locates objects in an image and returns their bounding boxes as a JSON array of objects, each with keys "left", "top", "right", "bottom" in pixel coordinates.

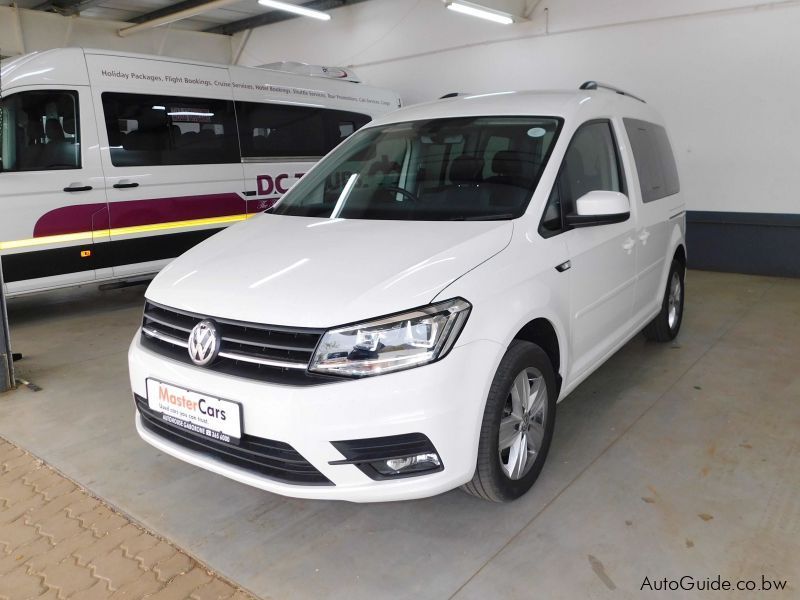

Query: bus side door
[
  {"left": 94, "top": 89, "right": 246, "bottom": 280},
  {"left": 0, "top": 86, "right": 109, "bottom": 294}
]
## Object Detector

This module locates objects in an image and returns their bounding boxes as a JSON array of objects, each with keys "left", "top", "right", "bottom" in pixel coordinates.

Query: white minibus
[{"left": 0, "top": 48, "right": 401, "bottom": 296}]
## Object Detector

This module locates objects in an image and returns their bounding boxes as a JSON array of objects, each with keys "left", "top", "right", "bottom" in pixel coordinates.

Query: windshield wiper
[{"left": 449, "top": 213, "right": 515, "bottom": 221}]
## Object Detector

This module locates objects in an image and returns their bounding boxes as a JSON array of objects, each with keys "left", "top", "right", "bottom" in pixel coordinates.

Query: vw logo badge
[{"left": 188, "top": 320, "right": 220, "bottom": 367}]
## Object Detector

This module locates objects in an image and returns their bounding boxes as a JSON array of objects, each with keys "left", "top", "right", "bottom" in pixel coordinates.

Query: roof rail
[{"left": 579, "top": 81, "right": 645, "bottom": 103}]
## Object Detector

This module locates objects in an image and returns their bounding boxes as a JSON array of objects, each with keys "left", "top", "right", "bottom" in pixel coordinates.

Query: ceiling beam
[
  {"left": 118, "top": 0, "right": 243, "bottom": 37},
  {"left": 205, "top": 0, "right": 373, "bottom": 35},
  {"left": 32, "top": 0, "right": 106, "bottom": 15},
  {"left": 127, "top": 0, "right": 217, "bottom": 24}
]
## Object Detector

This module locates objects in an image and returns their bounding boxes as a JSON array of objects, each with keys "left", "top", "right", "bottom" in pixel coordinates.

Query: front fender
[{"left": 435, "top": 227, "right": 571, "bottom": 397}]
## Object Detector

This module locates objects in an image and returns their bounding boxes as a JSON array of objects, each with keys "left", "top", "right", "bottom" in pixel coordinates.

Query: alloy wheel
[
  {"left": 667, "top": 271, "right": 682, "bottom": 330},
  {"left": 498, "top": 367, "right": 548, "bottom": 480}
]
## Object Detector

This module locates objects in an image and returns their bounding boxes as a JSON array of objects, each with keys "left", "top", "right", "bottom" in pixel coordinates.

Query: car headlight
[{"left": 309, "top": 298, "right": 471, "bottom": 377}]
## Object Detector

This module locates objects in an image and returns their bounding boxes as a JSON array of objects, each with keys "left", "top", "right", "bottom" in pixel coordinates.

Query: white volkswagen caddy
[{"left": 128, "top": 82, "right": 686, "bottom": 503}]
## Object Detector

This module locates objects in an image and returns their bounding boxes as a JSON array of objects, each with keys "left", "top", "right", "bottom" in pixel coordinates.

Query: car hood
[{"left": 146, "top": 214, "right": 513, "bottom": 328}]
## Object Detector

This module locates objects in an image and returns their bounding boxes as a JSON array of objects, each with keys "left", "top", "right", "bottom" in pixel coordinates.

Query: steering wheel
[{"left": 382, "top": 185, "right": 419, "bottom": 203}]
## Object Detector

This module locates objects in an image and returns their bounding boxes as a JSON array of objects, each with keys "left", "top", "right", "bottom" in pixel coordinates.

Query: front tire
[
  {"left": 462, "top": 341, "right": 557, "bottom": 502},
  {"left": 643, "top": 258, "right": 685, "bottom": 342}
]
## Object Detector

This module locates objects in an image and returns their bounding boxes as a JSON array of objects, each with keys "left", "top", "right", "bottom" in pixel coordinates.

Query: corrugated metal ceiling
[{"left": 0, "top": 0, "right": 367, "bottom": 34}]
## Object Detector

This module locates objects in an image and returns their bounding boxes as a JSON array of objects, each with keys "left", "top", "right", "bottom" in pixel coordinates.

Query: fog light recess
[
  {"left": 330, "top": 433, "right": 444, "bottom": 480},
  {"left": 375, "top": 453, "right": 441, "bottom": 476}
]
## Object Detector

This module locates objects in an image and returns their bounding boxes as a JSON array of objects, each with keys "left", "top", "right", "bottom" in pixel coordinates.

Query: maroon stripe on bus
[
  {"left": 33, "top": 203, "right": 108, "bottom": 238},
  {"left": 33, "top": 193, "right": 245, "bottom": 238}
]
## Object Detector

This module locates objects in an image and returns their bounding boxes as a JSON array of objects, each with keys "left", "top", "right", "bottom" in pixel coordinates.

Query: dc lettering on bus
[{"left": 256, "top": 173, "right": 306, "bottom": 196}]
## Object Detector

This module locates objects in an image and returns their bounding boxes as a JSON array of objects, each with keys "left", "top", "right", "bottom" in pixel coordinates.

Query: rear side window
[
  {"left": 540, "top": 120, "right": 624, "bottom": 234},
  {"left": 623, "top": 118, "right": 679, "bottom": 202},
  {"left": 0, "top": 90, "right": 80, "bottom": 171},
  {"left": 236, "top": 101, "right": 370, "bottom": 159},
  {"left": 101, "top": 92, "right": 239, "bottom": 167}
]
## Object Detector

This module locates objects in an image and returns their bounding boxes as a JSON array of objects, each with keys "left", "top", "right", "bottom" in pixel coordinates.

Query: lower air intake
[{"left": 136, "top": 395, "right": 331, "bottom": 486}]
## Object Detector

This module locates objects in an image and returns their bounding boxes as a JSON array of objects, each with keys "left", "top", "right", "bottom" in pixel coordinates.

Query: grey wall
[{"left": 687, "top": 212, "right": 800, "bottom": 277}]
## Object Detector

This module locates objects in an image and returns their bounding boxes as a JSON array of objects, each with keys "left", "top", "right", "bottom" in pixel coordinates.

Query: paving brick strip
[{"left": 0, "top": 438, "right": 261, "bottom": 600}]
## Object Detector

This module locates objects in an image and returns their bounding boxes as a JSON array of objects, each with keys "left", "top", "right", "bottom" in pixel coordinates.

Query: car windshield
[{"left": 270, "top": 116, "right": 562, "bottom": 221}]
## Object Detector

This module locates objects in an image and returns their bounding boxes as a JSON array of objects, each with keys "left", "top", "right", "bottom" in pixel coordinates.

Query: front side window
[
  {"left": 0, "top": 90, "right": 80, "bottom": 172},
  {"left": 540, "top": 120, "right": 624, "bottom": 234},
  {"left": 101, "top": 92, "right": 239, "bottom": 167},
  {"left": 270, "top": 116, "right": 562, "bottom": 221}
]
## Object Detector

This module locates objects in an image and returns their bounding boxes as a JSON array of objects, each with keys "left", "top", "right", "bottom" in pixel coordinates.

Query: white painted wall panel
[{"left": 238, "top": 0, "right": 800, "bottom": 215}]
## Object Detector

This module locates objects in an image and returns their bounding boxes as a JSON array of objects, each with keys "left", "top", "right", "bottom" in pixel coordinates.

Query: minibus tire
[
  {"left": 643, "top": 259, "right": 685, "bottom": 342},
  {"left": 462, "top": 340, "right": 557, "bottom": 502}
]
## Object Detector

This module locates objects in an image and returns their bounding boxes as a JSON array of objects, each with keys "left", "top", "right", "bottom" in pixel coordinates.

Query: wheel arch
[
  {"left": 661, "top": 222, "right": 687, "bottom": 291},
  {"left": 511, "top": 317, "right": 563, "bottom": 394},
  {"left": 674, "top": 243, "right": 687, "bottom": 268}
]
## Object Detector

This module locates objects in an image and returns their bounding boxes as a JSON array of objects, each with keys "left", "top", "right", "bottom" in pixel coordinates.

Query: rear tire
[
  {"left": 643, "top": 259, "right": 685, "bottom": 342},
  {"left": 462, "top": 341, "right": 557, "bottom": 502}
]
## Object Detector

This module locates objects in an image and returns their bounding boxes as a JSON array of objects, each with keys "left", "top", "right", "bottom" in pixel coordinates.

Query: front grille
[
  {"left": 135, "top": 395, "right": 331, "bottom": 485},
  {"left": 140, "top": 301, "right": 335, "bottom": 386}
]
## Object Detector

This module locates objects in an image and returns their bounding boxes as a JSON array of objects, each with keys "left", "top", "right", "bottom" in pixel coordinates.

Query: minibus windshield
[{"left": 270, "top": 116, "right": 562, "bottom": 221}]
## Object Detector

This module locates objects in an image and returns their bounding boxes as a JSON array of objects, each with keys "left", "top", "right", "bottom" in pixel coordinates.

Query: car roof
[{"left": 367, "top": 88, "right": 664, "bottom": 128}]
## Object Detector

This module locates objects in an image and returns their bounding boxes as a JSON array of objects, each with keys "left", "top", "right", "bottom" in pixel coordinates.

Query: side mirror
[{"left": 564, "top": 190, "right": 630, "bottom": 228}]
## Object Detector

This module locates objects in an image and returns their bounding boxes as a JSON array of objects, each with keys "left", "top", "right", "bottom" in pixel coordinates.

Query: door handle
[
  {"left": 242, "top": 190, "right": 257, "bottom": 197},
  {"left": 622, "top": 238, "right": 636, "bottom": 253},
  {"left": 63, "top": 185, "right": 92, "bottom": 193},
  {"left": 113, "top": 182, "right": 139, "bottom": 189},
  {"left": 638, "top": 230, "right": 651, "bottom": 244},
  {"left": 555, "top": 260, "right": 571, "bottom": 273}
]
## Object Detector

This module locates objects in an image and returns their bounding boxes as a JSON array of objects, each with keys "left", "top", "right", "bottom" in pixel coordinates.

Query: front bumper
[{"left": 128, "top": 333, "right": 503, "bottom": 502}]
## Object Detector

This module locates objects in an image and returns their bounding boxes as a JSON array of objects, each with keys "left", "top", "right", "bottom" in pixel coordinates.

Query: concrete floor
[{"left": 0, "top": 270, "right": 798, "bottom": 599}]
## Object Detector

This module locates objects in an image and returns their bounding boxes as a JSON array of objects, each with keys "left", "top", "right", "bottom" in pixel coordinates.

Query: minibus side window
[
  {"left": 101, "top": 93, "right": 239, "bottom": 167},
  {"left": 325, "top": 111, "right": 370, "bottom": 149},
  {"left": 237, "top": 101, "right": 370, "bottom": 159},
  {"left": 236, "top": 101, "right": 325, "bottom": 159},
  {"left": 0, "top": 90, "right": 80, "bottom": 172}
]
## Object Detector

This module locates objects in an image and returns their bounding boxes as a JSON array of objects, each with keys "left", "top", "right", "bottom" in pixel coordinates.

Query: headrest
[
  {"left": 62, "top": 117, "right": 76, "bottom": 135},
  {"left": 491, "top": 150, "right": 525, "bottom": 177},
  {"left": 449, "top": 155, "right": 484, "bottom": 184},
  {"left": 29, "top": 121, "right": 45, "bottom": 140},
  {"left": 368, "top": 156, "right": 401, "bottom": 177},
  {"left": 45, "top": 118, "right": 65, "bottom": 141}
]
